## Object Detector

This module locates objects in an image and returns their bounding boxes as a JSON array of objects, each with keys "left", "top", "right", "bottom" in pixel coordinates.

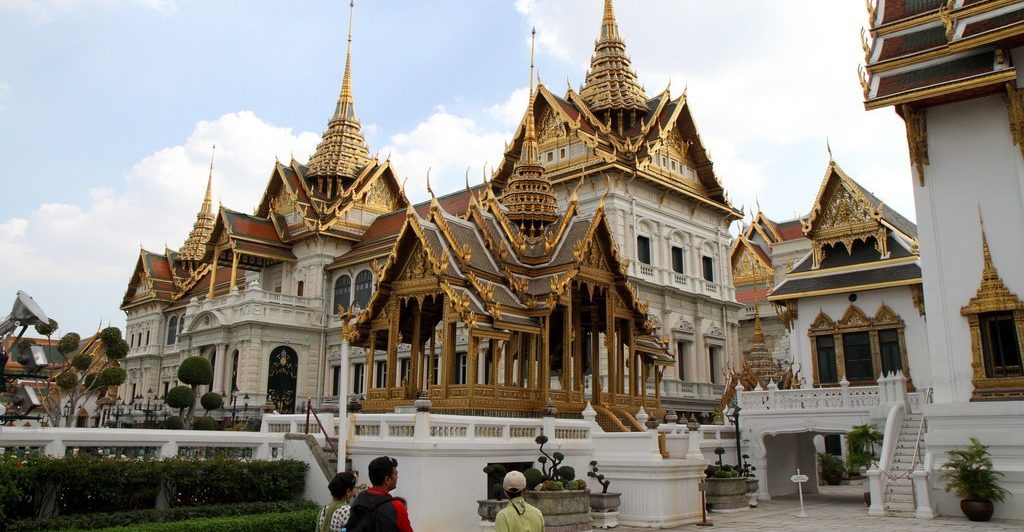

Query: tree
[
  {"left": 177, "top": 356, "right": 213, "bottom": 427},
  {"left": 39, "top": 327, "right": 129, "bottom": 427}
]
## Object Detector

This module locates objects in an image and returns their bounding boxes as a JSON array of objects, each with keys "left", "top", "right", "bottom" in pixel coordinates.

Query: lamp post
[
  {"left": 230, "top": 392, "right": 239, "bottom": 423},
  {"left": 726, "top": 401, "right": 743, "bottom": 470},
  {"left": 112, "top": 400, "right": 126, "bottom": 428}
]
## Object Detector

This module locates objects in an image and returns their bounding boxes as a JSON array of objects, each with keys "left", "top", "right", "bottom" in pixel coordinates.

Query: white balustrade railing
[
  {"left": 347, "top": 413, "right": 591, "bottom": 442},
  {"left": 659, "top": 379, "right": 726, "bottom": 399},
  {"left": 639, "top": 263, "right": 655, "bottom": 277},
  {"left": 738, "top": 381, "right": 881, "bottom": 413},
  {"left": 0, "top": 427, "right": 286, "bottom": 460},
  {"left": 672, "top": 272, "right": 687, "bottom": 288}
]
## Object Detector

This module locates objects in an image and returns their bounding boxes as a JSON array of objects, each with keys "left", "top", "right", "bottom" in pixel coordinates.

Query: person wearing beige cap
[{"left": 495, "top": 470, "right": 544, "bottom": 532}]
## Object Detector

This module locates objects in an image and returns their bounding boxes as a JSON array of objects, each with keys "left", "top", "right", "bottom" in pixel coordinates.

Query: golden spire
[
  {"left": 979, "top": 208, "right": 998, "bottom": 281},
  {"left": 180, "top": 145, "right": 217, "bottom": 262},
  {"left": 501, "top": 28, "right": 558, "bottom": 237},
  {"left": 579, "top": 0, "right": 648, "bottom": 115},
  {"left": 307, "top": 0, "right": 371, "bottom": 179}
]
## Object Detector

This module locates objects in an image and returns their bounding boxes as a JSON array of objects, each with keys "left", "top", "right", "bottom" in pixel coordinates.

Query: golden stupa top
[
  {"left": 179, "top": 147, "right": 217, "bottom": 262},
  {"left": 306, "top": 0, "right": 371, "bottom": 178},
  {"left": 501, "top": 28, "right": 558, "bottom": 234},
  {"left": 579, "top": 0, "right": 648, "bottom": 114}
]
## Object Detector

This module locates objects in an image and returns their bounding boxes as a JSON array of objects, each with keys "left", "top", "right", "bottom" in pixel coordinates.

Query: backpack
[{"left": 347, "top": 493, "right": 403, "bottom": 532}]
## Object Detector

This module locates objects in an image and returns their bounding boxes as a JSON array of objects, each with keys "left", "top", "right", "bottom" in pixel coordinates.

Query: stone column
[{"left": 337, "top": 338, "right": 350, "bottom": 474}]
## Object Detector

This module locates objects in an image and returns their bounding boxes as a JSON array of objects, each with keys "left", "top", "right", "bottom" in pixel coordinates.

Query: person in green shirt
[{"left": 495, "top": 471, "right": 544, "bottom": 532}]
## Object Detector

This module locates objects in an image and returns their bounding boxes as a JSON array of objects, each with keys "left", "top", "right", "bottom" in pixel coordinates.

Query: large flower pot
[
  {"left": 589, "top": 492, "right": 621, "bottom": 529},
  {"left": 825, "top": 474, "right": 842, "bottom": 486},
  {"left": 960, "top": 499, "right": 994, "bottom": 522},
  {"left": 525, "top": 489, "right": 593, "bottom": 532},
  {"left": 477, "top": 499, "right": 509, "bottom": 530},
  {"left": 745, "top": 478, "right": 759, "bottom": 507},
  {"left": 705, "top": 478, "right": 749, "bottom": 512}
]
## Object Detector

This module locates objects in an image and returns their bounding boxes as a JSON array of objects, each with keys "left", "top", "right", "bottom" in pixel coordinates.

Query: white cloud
[
  {"left": 382, "top": 105, "right": 511, "bottom": 204},
  {"left": 486, "top": 86, "right": 530, "bottom": 128},
  {"left": 0, "top": 111, "right": 318, "bottom": 334}
]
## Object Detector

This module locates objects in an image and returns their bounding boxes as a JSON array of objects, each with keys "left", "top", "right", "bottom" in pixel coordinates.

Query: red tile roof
[
  {"left": 735, "top": 285, "right": 770, "bottom": 305},
  {"left": 776, "top": 220, "right": 805, "bottom": 241}
]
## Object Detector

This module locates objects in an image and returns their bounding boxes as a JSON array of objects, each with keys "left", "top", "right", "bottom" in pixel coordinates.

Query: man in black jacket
[{"left": 347, "top": 456, "right": 413, "bottom": 532}]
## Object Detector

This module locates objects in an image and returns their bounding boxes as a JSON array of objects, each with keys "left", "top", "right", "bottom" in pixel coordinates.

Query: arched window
[
  {"left": 353, "top": 270, "right": 373, "bottom": 309},
  {"left": 297, "top": 281, "right": 304, "bottom": 297},
  {"left": 166, "top": 316, "right": 178, "bottom": 345},
  {"left": 334, "top": 275, "right": 352, "bottom": 312},
  {"left": 178, "top": 314, "right": 185, "bottom": 336}
]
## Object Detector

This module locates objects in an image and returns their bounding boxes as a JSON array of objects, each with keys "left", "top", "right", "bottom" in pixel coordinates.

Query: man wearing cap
[{"left": 495, "top": 470, "right": 544, "bottom": 532}]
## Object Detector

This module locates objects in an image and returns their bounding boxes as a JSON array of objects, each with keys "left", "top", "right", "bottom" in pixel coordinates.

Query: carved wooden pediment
[
  {"left": 538, "top": 108, "right": 568, "bottom": 144},
  {"left": 838, "top": 305, "right": 870, "bottom": 329},
  {"left": 809, "top": 312, "right": 836, "bottom": 333},
  {"left": 733, "top": 243, "right": 772, "bottom": 285},
  {"left": 362, "top": 178, "right": 398, "bottom": 212}
]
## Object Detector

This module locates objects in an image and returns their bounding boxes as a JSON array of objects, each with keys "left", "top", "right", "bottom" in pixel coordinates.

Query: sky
[{"left": 0, "top": 0, "right": 912, "bottom": 337}]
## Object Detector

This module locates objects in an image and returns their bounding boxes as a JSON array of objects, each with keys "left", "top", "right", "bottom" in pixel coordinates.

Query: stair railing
[
  {"left": 304, "top": 399, "right": 338, "bottom": 459},
  {"left": 909, "top": 387, "right": 932, "bottom": 472}
]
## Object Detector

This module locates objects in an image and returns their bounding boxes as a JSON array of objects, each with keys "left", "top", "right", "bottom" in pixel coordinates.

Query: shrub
[
  {"left": 98, "top": 367, "right": 127, "bottom": 387},
  {"left": 482, "top": 464, "right": 507, "bottom": 500},
  {"left": 162, "top": 416, "right": 184, "bottom": 430},
  {"left": 588, "top": 460, "right": 611, "bottom": 494},
  {"left": 556, "top": 465, "right": 575, "bottom": 482},
  {"left": 200, "top": 392, "right": 223, "bottom": 412},
  {"left": 164, "top": 386, "right": 194, "bottom": 410},
  {"left": 538, "top": 480, "right": 564, "bottom": 491},
  {"left": 177, "top": 357, "right": 212, "bottom": 387},
  {"left": 58, "top": 333, "right": 81, "bottom": 355},
  {"left": 160, "top": 458, "right": 306, "bottom": 507},
  {"left": 0, "top": 453, "right": 35, "bottom": 522},
  {"left": 7, "top": 500, "right": 316, "bottom": 531},
  {"left": 71, "top": 353, "right": 93, "bottom": 371},
  {"left": 819, "top": 452, "right": 845, "bottom": 479},
  {"left": 704, "top": 464, "right": 739, "bottom": 479},
  {"left": 98, "top": 327, "right": 123, "bottom": 346},
  {"left": 523, "top": 468, "right": 543, "bottom": 491},
  {"left": 846, "top": 423, "right": 883, "bottom": 473},
  {"left": 191, "top": 417, "right": 217, "bottom": 431},
  {"left": 56, "top": 371, "right": 78, "bottom": 390},
  {"left": 941, "top": 437, "right": 1009, "bottom": 503},
  {"left": 534, "top": 434, "right": 565, "bottom": 482},
  {"left": 564, "top": 479, "right": 587, "bottom": 490},
  {"left": 105, "top": 338, "right": 129, "bottom": 360},
  {"left": 34, "top": 319, "right": 59, "bottom": 337}
]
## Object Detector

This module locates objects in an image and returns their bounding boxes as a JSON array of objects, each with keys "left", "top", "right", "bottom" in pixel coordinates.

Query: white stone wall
[
  {"left": 915, "top": 92, "right": 1024, "bottom": 404},
  {"left": 791, "top": 287, "right": 930, "bottom": 388}
]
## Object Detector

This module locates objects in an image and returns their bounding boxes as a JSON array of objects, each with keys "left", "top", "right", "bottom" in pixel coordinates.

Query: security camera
[{"left": 14, "top": 345, "right": 49, "bottom": 373}]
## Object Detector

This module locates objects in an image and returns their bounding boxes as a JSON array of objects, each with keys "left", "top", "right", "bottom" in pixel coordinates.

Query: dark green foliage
[
  {"left": 177, "top": 356, "right": 212, "bottom": 386},
  {"left": 534, "top": 434, "right": 565, "bottom": 481},
  {"left": 58, "top": 333, "right": 81, "bottom": 355},
  {"left": 846, "top": 423, "right": 883, "bottom": 473},
  {"left": 71, "top": 353, "right": 93, "bottom": 371},
  {"left": 104, "top": 338, "right": 129, "bottom": 360},
  {"left": 713, "top": 447, "right": 725, "bottom": 466},
  {"left": 482, "top": 464, "right": 507, "bottom": 500},
  {"left": 97, "top": 367, "right": 126, "bottom": 387},
  {"left": 538, "top": 480, "right": 564, "bottom": 491},
  {"left": 1, "top": 455, "right": 307, "bottom": 525},
  {"left": 556, "top": 465, "right": 575, "bottom": 482},
  {"left": 162, "top": 416, "right": 184, "bottom": 430},
  {"left": 7, "top": 502, "right": 316, "bottom": 531},
  {"left": 523, "top": 468, "right": 543, "bottom": 490},
  {"left": 941, "top": 437, "right": 1009, "bottom": 502},
  {"left": 819, "top": 452, "right": 845, "bottom": 478},
  {"left": 84, "top": 509, "right": 317, "bottom": 531},
  {"left": 34, "top": 319, "right": 58, "bottom": 337},
  {"left": 704, "top": 464, "right": 739, "bottom": 478},
  {"left": 564, "top": 479, "right": 587, "bottom": 490},
  {"left": 98, "top": 327, "right": 123, "bottom": 346},
  {"left": 55, "top": 371, "right": 78, "bottom": 390},
  {"left": 191, "top": 417, "right": 217, "bottom": 431},
  {"left": 83, "top": 372, "right": 98, "bottom": 389},
  {"left": 164, "top": 386, "right": 194, "bottom": 410},
  {"left": 588, "top": 460, "right": 611, "bottom": 494},
  {"left": 200, "top": 392, "right": 223, "bottom": 411}
]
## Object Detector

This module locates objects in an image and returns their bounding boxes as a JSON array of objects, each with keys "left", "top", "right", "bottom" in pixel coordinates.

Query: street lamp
[{"left": 726, "top": 401, "right": 743, "bottom": 470}]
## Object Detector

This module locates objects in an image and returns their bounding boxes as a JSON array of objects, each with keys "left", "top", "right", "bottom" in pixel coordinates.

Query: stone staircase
[{"left": 883, "top": 412, "right": 923, "bottom": 516}]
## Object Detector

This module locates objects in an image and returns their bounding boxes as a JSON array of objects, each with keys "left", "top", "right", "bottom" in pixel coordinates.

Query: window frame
[
  {"left": 636, "top": 235, "right": 652, "bottom": 265},
  {"left": 353, "top": 270, "right": 373, "bottom": 309}
]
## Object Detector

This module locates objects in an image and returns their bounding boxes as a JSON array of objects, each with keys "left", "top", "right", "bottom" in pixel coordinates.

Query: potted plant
[
  {"left": 703, "top": 464, "right": 748, "bottom": 512},
  {"left": 740, "top": 454, "right": 759, "bottom": 507},
  {"left": 941, "top": 437, "right": 1009, "bottom": 522},
  {"left": 846, "top": 423, "right": 882, "bottom": 505},
  {"left": 523, "top": 435, "right": 591, "bottom": 530},
  {"left": 818, "top": 452, "right": 845, "bottom": 486},
  {"left": 477, "top": 464, "right": 509, "bottom": 526},
  {"left": 587, "top": 460, "right": 621, "bottom": 528}
]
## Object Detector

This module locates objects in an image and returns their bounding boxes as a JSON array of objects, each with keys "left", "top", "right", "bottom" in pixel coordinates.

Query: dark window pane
[
  {"left": 671, "top": 246, "right": 684, "bottom": 273},
  {"left": 166, "top": 316, "right": 178, "bottom": 345},
  {"left": 375, "top": 360, "right": 386, "bottom": 388},
  {"left": 981, "top": 312, "right": 1022, "bottom": 378},
  {"left": 879, "top": 329, "right": 902, "bottom": 375},
  {"left": 353, "top": 270, "right": 373, "bottom": 309},
  {"left": 637, "top": 236, "right": 651, "bottom": 265},
  {"left": 843, "top": 332, "right": 874, "bottom": 381},
  {"left": 334, "top": 275, "right": 351, "bottom": 311},
  {"left": 816, "top": 335, "right": 838, "bottom": 384},
  {"left": 702, "top": 256, "right": 715, "bottom": 282}
]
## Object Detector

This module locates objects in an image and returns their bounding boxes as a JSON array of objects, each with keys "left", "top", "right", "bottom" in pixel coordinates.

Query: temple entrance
[{"left": 267, "top": 346, "right": 298, "bottom": 413}]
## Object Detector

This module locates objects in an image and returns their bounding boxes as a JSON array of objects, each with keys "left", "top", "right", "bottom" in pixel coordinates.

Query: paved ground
[{"left": 616, "top": 484, "right": 1023, "bottom": 531}]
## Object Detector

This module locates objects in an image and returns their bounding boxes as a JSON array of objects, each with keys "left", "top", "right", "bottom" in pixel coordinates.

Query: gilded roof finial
[
  {"left": 602, "top": 0, "right": 618, "bottom": 40},
  {"left": 179, "top": 144, "right": 218, "bottom": 263},
  {"left": 426, "top": 167, "right": 435, "bottom": 200},
  {"left": 827, "top": 137, "right": 833, "bottom": 162},
  {"left": 307, "top": 0, "right": 371, "bottom": 179},
  {"left": 580, "top": 0, "right": 647, "bottom": 114},
  {"left": 978, "top": 206, "right": 998, "bottom": 280}
]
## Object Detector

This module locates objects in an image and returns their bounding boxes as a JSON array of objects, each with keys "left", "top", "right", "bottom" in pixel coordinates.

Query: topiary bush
[
  {"left": 56, "top": 370, "right": 78, "bottom": 390},
  {"left": 556, "top": 465, "right": 575, "bottom": 482},
  {"left": 538, "top": 480, "right": 564, "bottom": 491},
  {"left": 192, "top": 417, "right": 217, "bottom": 431},
  {"left": 165, "top": 386, "right": 194, "bottom": 411},
  {"left": 200, "top": 392, "right": 223, "bottom": 412},
  {"left": 71, "top": 353, "right": 93, "bottom": 371},
  {"left": 75, "top": 508, "right": 318, "bottom": 531},
  {"left": 99, "top": 327, "right": 123, "bottom": 346},
  {"left": 523, "top": 468, "right": 543, "bottom": 491},
  {"left": 105, "top": 338, "right": 129, "bottom": 360},
  {"left": 98, "top": 367, "right": 127, "bottom": 387},
  {"left": 163, "top": 416, "right": 184, "bottom": 430},
  {"left": 58, "top": 332, "right": 81, "bottom": 355},
  {"left": 7, "top": 500, "right": 316, "bottom": 531},
  {"left": 177, "top": 357, "right": 212, "bottom": 387},
  {"left": 35, "top": 318, "right": 59, "bottom": 337},
  {"left": 482, "top": 464, "right": 508, "bottom": 500}
]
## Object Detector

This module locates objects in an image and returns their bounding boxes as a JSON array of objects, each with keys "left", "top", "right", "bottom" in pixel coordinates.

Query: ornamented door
[{"left": 267, "top": 346, "right": 298, "bottom": 414}]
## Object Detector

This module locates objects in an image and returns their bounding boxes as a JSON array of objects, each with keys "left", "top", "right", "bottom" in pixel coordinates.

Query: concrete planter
[
  {"left": 589, "top": 492, "right": 621, "bottom": 529},
  {"left": 525, "top": 489, "right": 593, "bottom": 532},
  {"left": 477, "top": 499, "right": 508, "bottom": 522},
  {"left": 745, "top": 478, "right": 759, "bottom": 507},
  {"left": 705, "top": 478, "right": 749, "bottom": 512}
]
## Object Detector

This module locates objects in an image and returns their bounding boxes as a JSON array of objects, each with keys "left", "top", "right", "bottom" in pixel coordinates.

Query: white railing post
[
  {"left": 686, "top": 420, "right": 704, "bottom": 460},
  {"left": 767, "top": 379, "right": 777, "bottom": 410},
  {"left": 912, "top": 451, "right": 936, "bottom": 519},
  {"left": 867, "top": 464, "right": 884, "bottom": 516},
  {"left": 840, "top": 377, "right": 850, "bottom": 408}
]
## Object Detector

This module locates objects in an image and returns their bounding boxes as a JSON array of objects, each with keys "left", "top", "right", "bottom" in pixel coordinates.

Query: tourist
[
  {"left": 346, "top": 456, "right": 413, "bottom": 532},
  {"left": 495, "top": 471, "right": 544, "bottom": 532},
  {"left": 317, "top": 471, "right": 358, "bottom": 532}
]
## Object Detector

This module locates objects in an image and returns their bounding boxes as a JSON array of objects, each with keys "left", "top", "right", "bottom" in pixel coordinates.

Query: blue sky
[{"left": 0, "top": 0, "right": 912, "bottom": 336}]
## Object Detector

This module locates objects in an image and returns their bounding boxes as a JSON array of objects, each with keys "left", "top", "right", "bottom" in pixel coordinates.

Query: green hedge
[
  {"left": 0, "top": 454, "right": 307, "bottom": 521},
  {"left": 80, "top": 509, "right": 317, "bottom": 532},
  {"left": 8, "top": 501, "right": 316, "bottom": 531}
]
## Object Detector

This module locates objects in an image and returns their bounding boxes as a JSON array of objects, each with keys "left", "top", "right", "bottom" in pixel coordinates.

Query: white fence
[{"left": 0, "top": 427, "right": 286, "bottom": 460}]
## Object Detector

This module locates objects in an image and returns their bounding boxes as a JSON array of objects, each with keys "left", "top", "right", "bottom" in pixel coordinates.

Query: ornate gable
[
  {"left": 731, "top": 239, "right": 773, "bottom": 286},
  {"left": 802, "top": 161, "right": 888, "bottom": 268}
]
